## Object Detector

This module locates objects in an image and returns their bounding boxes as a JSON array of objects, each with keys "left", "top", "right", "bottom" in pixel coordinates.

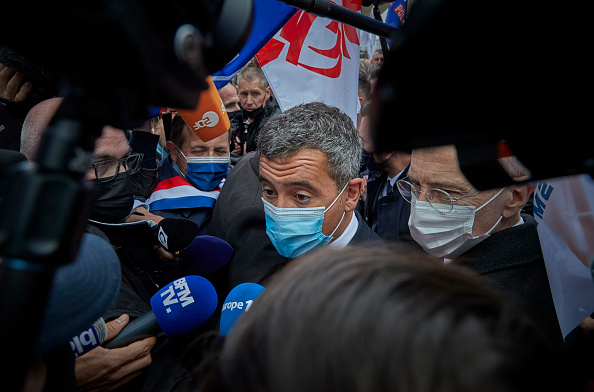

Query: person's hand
[
  {"left": 153, "top": 243, "right": 181, "bottom": 262},
  {"left": 232, "top": 136, "right": 242, "bottom": 155},
  {"left": 75, "top": 314, "right": 158, "bottom": 392},
  {"left": 579, "top": 316, "right": 594, "bottom": 337},
  {"left": 125, "top": 206, "right": 164, "bottom": 224},
  {"left": 0, "top": 62, "right": 32, "bottom": 102}
]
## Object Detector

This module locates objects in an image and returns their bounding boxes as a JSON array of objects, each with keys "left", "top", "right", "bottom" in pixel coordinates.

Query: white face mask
[{"left": 409, "top": 188, "right": 505, "bottom": 259}]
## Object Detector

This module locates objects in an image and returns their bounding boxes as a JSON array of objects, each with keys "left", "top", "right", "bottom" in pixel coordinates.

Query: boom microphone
[
  {"left": 220, "top": 283, "right": 265, "bottom": 337},
  {"left": 154, "top": 218, "right": 200, "bottom": 253},
  {"left": 69, "top": 318, "right": 107, "bottom": 357},
  {"left": 104, "top": 275, "right": 217, "bottom": 349},
  {"left": 185, "top": 235, "right": 233, "bottom": 274}
]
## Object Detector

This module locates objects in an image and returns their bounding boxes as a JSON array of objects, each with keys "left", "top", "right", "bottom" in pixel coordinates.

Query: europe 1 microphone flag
[
  {"left": 220, "top": 282, "right": 265, "bottom": 337},
  {"left": 104, "top": 275, "right": 217, "bottom": 349}
]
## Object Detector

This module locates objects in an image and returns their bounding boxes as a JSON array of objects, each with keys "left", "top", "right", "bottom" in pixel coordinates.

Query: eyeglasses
[
  {"left": 396, "top": 177, "right": 479, "bottom": 213},
  {"left": 90, "top": 153, "right": 144, "bottom": 183}
]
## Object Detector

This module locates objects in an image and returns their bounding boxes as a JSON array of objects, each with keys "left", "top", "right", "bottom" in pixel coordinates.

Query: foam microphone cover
[
  {"left": 151, "top": 275, "right": 218, "bottom": 337},
  {"left": 185, "top": 235, "right": 233, "bottom": 274},
  {"left": 156, "top": 218, "right": 199, "bottom": 253},
  {"left": 220, "top": 283, "right": 265, "bottom": 337}
]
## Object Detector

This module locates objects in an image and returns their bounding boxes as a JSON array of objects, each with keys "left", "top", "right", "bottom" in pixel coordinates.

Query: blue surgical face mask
[
  {"left": 262, "top": 183, "right": 349, "bottom": 259},
  {"left": 179, "top": 150, "right": 230, "bottom": 191}
]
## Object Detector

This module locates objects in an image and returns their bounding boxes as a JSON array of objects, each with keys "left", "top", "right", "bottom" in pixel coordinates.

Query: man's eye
[
  {"left": 295, "top": 194, "right": 310, "bottom": 202},
  {"left": 263, "top": 189, "right": 275, "bottom": 197}
]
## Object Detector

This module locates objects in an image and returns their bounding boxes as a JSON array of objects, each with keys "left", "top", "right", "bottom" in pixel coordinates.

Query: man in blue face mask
[
  {"left": 209, "top": 102, "right": 382, "bottom": 289},
  {"left": 146, "top": 114, "right": 230, "bottom": 234}
]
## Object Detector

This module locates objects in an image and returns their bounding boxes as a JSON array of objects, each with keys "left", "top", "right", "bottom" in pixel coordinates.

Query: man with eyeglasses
[
  {"left": 400, "top": 144, "right": 563, "bottom": 345},
  {"left": 85, "top": 125, "right": 145, "bottom": 223},
  {"left": 19, "top": 98, "right": 196, "bottom": 391}
]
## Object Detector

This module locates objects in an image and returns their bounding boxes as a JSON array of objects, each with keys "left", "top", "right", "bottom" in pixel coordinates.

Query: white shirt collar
[{"left": 327, "top": 212, "right": 358, "bottom": 249}]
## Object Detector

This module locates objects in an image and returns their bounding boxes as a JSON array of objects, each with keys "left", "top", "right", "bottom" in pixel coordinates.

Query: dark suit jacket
[
  {"left": 452, "top": 214, "right": 563, "bottom": 343},
  {"left": 360, "top": 166, "right": 415, "bottom": 243},
  {"left": 209, "top": 152, "right": 382, "bottom": 290}
]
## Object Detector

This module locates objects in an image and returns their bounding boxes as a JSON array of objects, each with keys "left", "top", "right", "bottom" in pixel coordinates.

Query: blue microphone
[
  {"left": 104, "top": 275, "right": 217, "bottom": 349},
  {"left": 220, "top": 283, "right": 265, "bottom": 337},
  {"left": 185, "top": 235, "right": 233, "bottom": 274}
]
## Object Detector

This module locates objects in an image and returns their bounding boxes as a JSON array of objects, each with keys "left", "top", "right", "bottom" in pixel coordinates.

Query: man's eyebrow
[
  {"left": 92, "top": 153, "right": 116, "bottom": 162},
  {"left": 258, "top": 176, "right": 316, "bottom": 191},
  {"left": 92, "top": 148, "right": 132, "bottom": 163},
  {"left": 407, "top": 171, "right": 463, "bottom": 191},
  {"left": 285, "top": 180, "right": 316, "bottom": 191}
]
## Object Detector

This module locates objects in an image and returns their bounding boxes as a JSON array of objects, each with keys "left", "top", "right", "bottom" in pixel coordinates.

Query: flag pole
[{"left": 277, "top": 0, "right": 397, "bottom": 38}]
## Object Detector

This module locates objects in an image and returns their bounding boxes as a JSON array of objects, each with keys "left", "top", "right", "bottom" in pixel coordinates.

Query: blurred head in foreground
[{"left": 212, "top": 245, "right": 563, "bottom": 392}]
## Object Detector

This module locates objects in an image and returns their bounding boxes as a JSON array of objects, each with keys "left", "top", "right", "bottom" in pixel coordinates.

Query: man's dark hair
[
  {"left": 216, "top": 245, "right": 565, "bottom": 392},
  {"left": 358, "top": 67, "right": 371, "bottom": 102},
  {"left": 170, "top": 114, "right": 188, "bottom": 148}
]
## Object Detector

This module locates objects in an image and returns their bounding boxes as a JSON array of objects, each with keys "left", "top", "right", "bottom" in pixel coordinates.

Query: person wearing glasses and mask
[
  {"left": 397, "top": 144, "right": 564, "bottom": 345},
  {"left": 19, "top": 98, "right": 201, "bottom": 391},
  {"left": 210, "top": 102, "right": 381, "bottom": 289}
]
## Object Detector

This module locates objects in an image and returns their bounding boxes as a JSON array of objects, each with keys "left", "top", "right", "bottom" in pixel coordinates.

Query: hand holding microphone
[
  {"left": 74, "top": 315, "right": 157, "bottom": 391},
  {"left": 104, "top": 275, "right": 218, "bottom": 349}
]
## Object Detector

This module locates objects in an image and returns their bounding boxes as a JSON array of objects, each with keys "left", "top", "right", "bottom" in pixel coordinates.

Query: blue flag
[
  {"left": 384, "top": 0, "right": 407, "bottom": 29},
  {"left": 211, "top": 0, "right": 298, "bottom": 89},
  {"left": 384, "top": 0, "right": 407, "bottom": 47}
]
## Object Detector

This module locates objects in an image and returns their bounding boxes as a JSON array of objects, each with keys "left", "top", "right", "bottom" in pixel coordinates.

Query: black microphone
[
  {"left": 154, "top": 218, "right": 199, "bottom": 253},
  {"left": 103, "top": 275, "right": 217, "bottom": 349}
]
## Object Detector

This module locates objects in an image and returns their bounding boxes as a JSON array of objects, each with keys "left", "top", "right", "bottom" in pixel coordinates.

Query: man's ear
[
  {"left": 344, "top": 178, "right": 363, "bottom": 212},
  {"left": 166, "top": 141, "right": 178, "bottom": 163},
  {"left": 502, "top": 183, "right": 535, "bottom": 218},
  {"left": 265, "top": 86, "right": 271, "bottom": 101}
]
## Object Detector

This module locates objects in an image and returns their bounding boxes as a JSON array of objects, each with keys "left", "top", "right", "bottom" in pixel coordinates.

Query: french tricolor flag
[{"left": 147, "top": 176, "right": 220, "bottom": 212}]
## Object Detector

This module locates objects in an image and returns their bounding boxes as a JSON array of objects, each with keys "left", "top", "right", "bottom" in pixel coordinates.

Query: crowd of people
[{"left": 0, "top": 14, "right": 592, "bottom": 392}]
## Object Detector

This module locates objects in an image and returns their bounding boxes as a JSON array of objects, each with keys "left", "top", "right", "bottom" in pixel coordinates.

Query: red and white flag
[{"left": 256, "top": 0, "right": 362, "bottom": 125}]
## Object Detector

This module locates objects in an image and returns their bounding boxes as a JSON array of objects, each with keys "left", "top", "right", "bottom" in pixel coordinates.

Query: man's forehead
[
  {"left": 219, "top": 84, "right": 239, "bottom": 102},
  {"left": 237, "top": 78, "right": 264, "bottom": 92},
  {"left": 409, "top": 145, "right": 473, "bottom": 188},
  {"left": 184, "top": 124, "right": 229, "bottom": 148},
  {"left": 259, "top": 149, "right": 331, "bottom": 180},
  {"left": 93, "top": 126, "right": 130, "bottom": 158}
]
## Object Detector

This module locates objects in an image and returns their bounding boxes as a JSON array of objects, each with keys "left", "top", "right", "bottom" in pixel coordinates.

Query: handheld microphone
[
  {"left": 69, "top": 318, "right": 107, "bottom": 357},
  {"left": 104, "top": 275, "right": 217, "bottom": 349},
  {"left": 184, "top": 235, "right": 233, "bottom": 274},
  {"left": 154, "top": 218, "right": 199, "bottom": 253},
  {"left": 220, "top": 283, "right": 265, "bottom": 337}
]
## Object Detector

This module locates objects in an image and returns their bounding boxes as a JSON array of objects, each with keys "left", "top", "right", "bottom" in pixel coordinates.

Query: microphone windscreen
[
  {"left": 156, "top": 218, "right": 200, "bottom": 253},
  {"left": 150, "top": 275, "right": 218, "bottom": 337},
  {"left": 37, "top": 233, "right": 120, "bottom": 354},
  {"left": 185, "top": 235, "right": 233, "bottom": 274},
  {"left": 220, "top": 283, "right": 265, "bottom": 337}
]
